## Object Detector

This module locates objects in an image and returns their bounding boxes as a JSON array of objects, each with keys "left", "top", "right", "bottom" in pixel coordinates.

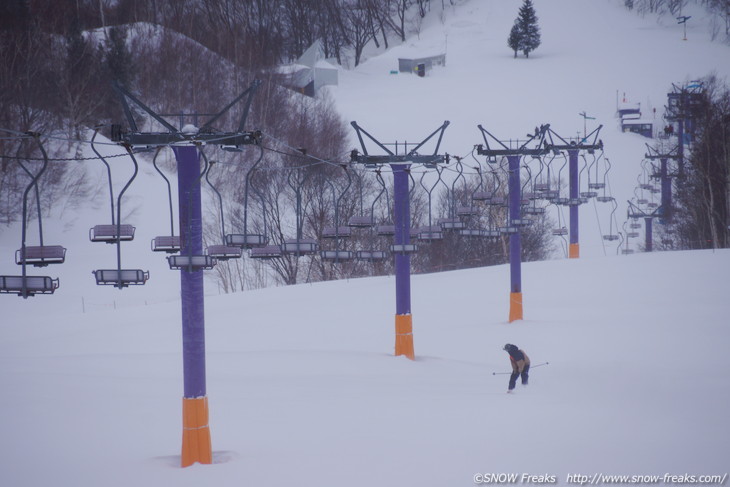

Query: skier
[{"left": 503, "top": 343, "right": 530, "bottom": 392}]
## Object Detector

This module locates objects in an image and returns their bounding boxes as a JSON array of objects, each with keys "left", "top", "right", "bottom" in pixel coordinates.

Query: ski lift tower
[
  {"left": 544, "top": 125, "right": 604, "bottom": 258},
  {"left": 644, "top": 143, "right": 680, "bottom": 222},
  {"left": 665, "top": 80, "right": 706, "bottom": 177},
  {"left": 111, "top": 80, "right": 261, "bottom": 467},
  {"left": 476, "top": 124, "right": 549, "bottom": 322},
  {"left": 627, "top": 200, "right": 662, "bottom": 252},
  {"left": 350, "top": 121, "right": 450, "bottom": 360}
]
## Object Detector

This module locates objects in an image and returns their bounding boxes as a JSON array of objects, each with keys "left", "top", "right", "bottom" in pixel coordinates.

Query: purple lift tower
[
  {"left": 112, "top": 80, "right": 260, "bottom": 467},
  {"left": 644, "top": 143, "right": 680, "bottom": 223},
  {"left": 544, "top": 125, "right": 604, "bottom": 259},
  {"left": 477, "top": 124, "right": 549, "bottom": 322},
  {"left": 350, "top": 121, "right": 450, "bottom": 359}
]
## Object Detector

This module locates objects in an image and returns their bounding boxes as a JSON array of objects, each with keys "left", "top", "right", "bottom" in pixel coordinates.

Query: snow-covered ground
[
  {"left": 2, "top": 249, "right": 729, "bottom": 486},
  {"left": 1, "top": 0, "right": 729, "bottom": 486}
]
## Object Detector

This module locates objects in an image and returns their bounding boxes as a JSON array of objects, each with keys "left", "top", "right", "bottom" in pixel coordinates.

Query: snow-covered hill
[{"left": 1, "top": 1, "right": 729, "bottom": 486}]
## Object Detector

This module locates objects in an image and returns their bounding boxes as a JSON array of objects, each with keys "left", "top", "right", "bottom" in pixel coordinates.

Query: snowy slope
[
  {"left": 332, "top": 0, "right": 730, "bottom": 257},
  {"left": 1, "top": 250, "right": 728, "bottom": 486},
  {"left": 1, "top": 0, "right": 729, "bottom": 486}
]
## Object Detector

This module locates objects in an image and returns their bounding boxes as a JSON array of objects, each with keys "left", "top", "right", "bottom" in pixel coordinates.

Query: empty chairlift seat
[
  {"left": 167, "top": 255, "right": 216, "bottom": 271},
  {"left": 15, "top": 245, "right": 66, "bottom": 267},
  {"left": 0, "top": 275, "right": 59, "bottom": 296},
  {"left": 472, "top": 191, "right": 493, "bottom": 202},
  {"left": 390, "top": 243, "right": 418, "bottom": 254},
  {"left": 282, "top": 239, "right": 319, "bottom": 255},
  {"left": 225, "top": 233, "right": 267, "bottom": 249},
  {"left": 151, "top": 236, "right": 181, "bottom": 253},
  {"left": 347, "top": 215, "right": 375, "bottom": 228},
  {"left": 418, "top": 226, "right": 443, "bottom": 241},
  {"left": 249, "top": 245, "right": 283, "bottom": 259},
  {"left": 355, "top": 250, "right": 389, "bottom": 261},
  {"left": 206, "top": 245, "right": 242, "bottom": 261},
  {"left": 322, "top": 226, "right": 352, "bottom": 239},
  {"left": 90, "top": 224, "right": 136, "bottom": 243},
  {"left": 438, "top": 218, "right": 465, "bottom": 230},
  {"left": 92, "top": 269, "right": 149, "bottom": 287},
  {"left": 456, "top": 206, "right": 478, "bottom": 217},
  {"left": 320, "top": 250, "right": 354, "bottom": 261}
]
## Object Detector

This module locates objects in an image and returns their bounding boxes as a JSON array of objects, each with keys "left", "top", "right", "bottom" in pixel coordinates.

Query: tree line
[
  {"left": 0, "top": 0, "right": 556, "bottom": 293},
  {"left": 662, "top": 76, "right": 730, "bottom": 250}
]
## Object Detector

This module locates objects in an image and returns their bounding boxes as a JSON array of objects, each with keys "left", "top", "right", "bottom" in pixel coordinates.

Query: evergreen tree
[
  {"left": 508, "top": 21, "right": 521, "bottom": 58},
  {"left": 104, "top": 26, "right": 135, "bottom": 89},
  {"left": 515, "top": 0, "right": 541, "bottom": 58}
]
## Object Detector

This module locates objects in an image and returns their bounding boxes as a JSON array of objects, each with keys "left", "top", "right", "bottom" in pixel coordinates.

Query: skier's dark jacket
[{"left": 507, "top": 345, "right": 530, "bottom": 373}]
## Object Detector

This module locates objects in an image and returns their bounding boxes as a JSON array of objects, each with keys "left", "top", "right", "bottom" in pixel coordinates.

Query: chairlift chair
[
  {"left": 322, "top": 226, "right": 352, "bottom": 239},
  {"left": 0, "top": 275, "right": 59, "bottom": 297},
  {"left": 320, "top": 250, "right": 354, "bottom": 262},
  {"left": 89, "top": 224, "right": 136, "bottom": 243},
  {"left": 93, "top": 269, "right": 149, "bottom": 287},
  {"left": 488, "top": 195, "right": 506, "bottom": 206},
  {"left": 225, "top": 233, "right": 267, "bottom": 248},
  {"left": 523, "top": 206, "right": 545, "bottom": 215},
  {"left": 376, "top": 224, "right": 396, "bottom": 236},
  {"left": 355, "top": 250, "right": 389, "bottom": 261},
  {"left": 390, "top": 244, "right": 418, "bottom": 254},
  {"left": 15, "top": 245, "right": 66, "bottom": 267},
  {"left": 249, "top": 245, "right": 283, "bottom": 259},
  {"left": 202, "top": 155, "right": 244, "bottom": 261},
  {"left": 347, "top": 215, "right": 375, "bottom": 228},
  {"left": 472, "top": 190, "right": 493, "bottom": 202},
  {"left": 456, "top": 205, "right": 479, "bottom": 217},
  {"left": 151, "top": 235, "right": 181, "bottom": 253},
  {"left": 225, "top": 146, "right": 270, "bottom": 250},
  {"left": 2, "top": 132, "right": 62, "bottom": 297},
  {"left": 150, "top": 148, "right": 182, "bottom": 253},
  {"left": 438, "top": 217, "right": 465, "bottom": 230},
  {"left": 206, "top": 244, "right": 242, "bottom": 261},
  {"left": 498, "top": 226, "right": 519, "bottom": 235},
  {"left": 167, "top": 254, "right": 217, "bottom": 271},
  {"left": 282, "top": 238, "right": 319, "bottom": 256},
  {"left": 510, "top": 218, "right": 533, "bottom": 227},
  {"left": 418, "top": 225, "right": 443, "bottom": 241}
]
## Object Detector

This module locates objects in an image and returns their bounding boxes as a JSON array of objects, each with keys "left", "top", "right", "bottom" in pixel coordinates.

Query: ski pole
[{"left": 492, "top": 361, "right": 549, "bottom": 375}]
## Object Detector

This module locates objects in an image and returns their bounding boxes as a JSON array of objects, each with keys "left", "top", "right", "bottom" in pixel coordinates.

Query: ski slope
[
  {"left": 1, "top": 0, "right": 729, "bottom": 486},
  {"left": 1, "top": 249, "right": 728, "bottom": 486}
]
